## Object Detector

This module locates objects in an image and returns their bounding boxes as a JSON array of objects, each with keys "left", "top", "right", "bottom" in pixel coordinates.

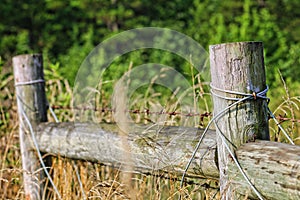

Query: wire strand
[
  {"left": 267, "top": 107, "right": 295, "bottom": 145},
  {"left": 179, "top": 85, "right": 270, "bottom": 200},
  {"left": 18, "top": 101, "right": 62, "bottom": 199},
  {"left": 72, "top": 161, "right": 87, "bottom": 200},
  {"left": 48, "top": 104, "right": 59, "bottom": 123},
  {"left": 214, "top": 121, "right": 264, "bottom": 200},
  {"left": 15, "top": 79, "right": 45, "bottom": 87},
  {"left": 48, "top": 102, "right": 87, "bottom": 200}
]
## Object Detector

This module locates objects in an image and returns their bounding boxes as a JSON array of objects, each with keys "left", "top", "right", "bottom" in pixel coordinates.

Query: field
[
  {"left": 1, "top": 0, "right": 300, "bottom": 199},
  {"left": 0, "top": 62, "right": 299, "bottom": 199}
]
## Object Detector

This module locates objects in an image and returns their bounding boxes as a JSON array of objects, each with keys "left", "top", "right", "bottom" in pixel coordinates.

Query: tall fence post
[
  {"left": 209, "top": 42, "right": 270, "bottom": 199},
  {"left": 13, "top": 54, "right": 48, "bottom": 200}
]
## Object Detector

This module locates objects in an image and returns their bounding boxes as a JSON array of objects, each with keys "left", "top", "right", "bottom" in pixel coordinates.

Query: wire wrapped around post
[
  {"left": 209, "top": 42, "right": 270, "bottom": 199},
  {"left": 13, "top": 54, "right": 50, "bottom": 200}
]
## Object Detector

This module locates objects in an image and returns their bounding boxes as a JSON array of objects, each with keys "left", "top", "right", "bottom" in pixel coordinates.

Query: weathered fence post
[
  {"left": 13, "top": 54, "right": 48, "bottom": 200},
  {"left": 209, "top": 42, "right": 270, "bottom": 199}
]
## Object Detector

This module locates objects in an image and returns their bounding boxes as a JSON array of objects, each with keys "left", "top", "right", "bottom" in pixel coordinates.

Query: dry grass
[
  {"left": 0, "top": 62, "right": 299, "bottom": 199},
  {"left": 0, "top": 64, "right": 217, "bottom": 199},
  {"left": 268, "top": 71, "right": 300, "bottom": 144},
  {"left": 46, "top": 157, "right": 219, "bottom": 199}
]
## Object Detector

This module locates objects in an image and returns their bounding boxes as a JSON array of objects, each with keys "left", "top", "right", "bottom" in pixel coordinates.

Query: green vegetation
[
  {"left": 0, "top": 0, "right": 300, "bottom": 199},
  {"left": 0, "top": 0, "right": 300, "bottom": 86}
]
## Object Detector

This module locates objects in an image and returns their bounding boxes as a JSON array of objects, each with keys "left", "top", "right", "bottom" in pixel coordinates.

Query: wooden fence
[{"left": 13, "top": 42, "right": 300, "bottom": 200}]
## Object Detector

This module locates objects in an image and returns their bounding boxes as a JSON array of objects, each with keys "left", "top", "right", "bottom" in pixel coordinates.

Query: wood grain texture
[
  {"left": 13, "top": 54, "right": 48, "bottom": 200},
  {"left": 209, "top": 42, "right": 270, "bottom": 199},
  {"left": 229, "top": 140, "right": 300, "bottom": 200},
  {"left": 35, "top": 122, "right": 219, "bottom": 179},
  {"left": 35, "top": 122, "right": 300, "bottom": 199}
]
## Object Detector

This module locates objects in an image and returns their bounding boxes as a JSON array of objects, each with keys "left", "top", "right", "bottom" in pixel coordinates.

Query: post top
[
  {"left": 12, "top": 53, "right": 42, "bottom": 61},
  {"left": 13, "top": 53, "right": 44, "bottom": 84},
  {"left": 209, "top": 41, "right": 263, "bottom": 48}
]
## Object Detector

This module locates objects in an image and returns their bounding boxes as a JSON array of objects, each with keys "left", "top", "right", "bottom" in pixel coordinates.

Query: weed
[{"left": 0, "top": 61, "right": 299, "bottom": 199}]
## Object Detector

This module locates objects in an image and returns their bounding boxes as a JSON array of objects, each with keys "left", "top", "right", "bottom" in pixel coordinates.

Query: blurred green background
[
  {"left": 0, "top": 0, "right": 299, "bottom": 90},
  {"left": 0, "top": 1, "right": 299, "bottom": 198}
]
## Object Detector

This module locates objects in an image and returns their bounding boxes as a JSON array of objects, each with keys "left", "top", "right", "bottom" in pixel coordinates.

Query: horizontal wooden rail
[
  {"left": 35, "top": 122, "right": 219, "bottom": 179},
  {"left": 34, "top": 122, "right": 300, "bottom": 199},
  {"left": 228, "top": 141, "right": 300, "bottom": 199}
]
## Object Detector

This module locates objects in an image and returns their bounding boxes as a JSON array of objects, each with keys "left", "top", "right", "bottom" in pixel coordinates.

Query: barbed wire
[
  {"left": 50, "top": 101, "right": 298, "bottom": 198},
  {"left": 17, "top": 96, "right": 62, "bottom": 199},
  {"left": 276, "top": 115, "right": 300, "bottom": 123},
  {"left": 179, "top": 86, "right": 270, "bottom": 200},
  {"left": 50, "top": 105, "right": 211, "bottom": 117},
  {"left": 49, "top": 104, "right": 87, "bottom": 200},
  {"left": 50, "top": 105, "right": 300, "bottom": 124},
  {"left": 19, "top": 98, "right": 297, "bottom": 200}
]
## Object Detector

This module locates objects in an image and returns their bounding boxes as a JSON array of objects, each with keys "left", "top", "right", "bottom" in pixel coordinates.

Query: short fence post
[
  {"left": 209, "top": 42, "right": 270, "bottom": 199},
  {"left": 13, "top": 54, "right": 48, "bottom": 200}
]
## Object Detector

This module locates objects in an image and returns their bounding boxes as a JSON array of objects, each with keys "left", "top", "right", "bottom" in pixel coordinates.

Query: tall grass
[{"left": 0, "top": 61, "right": 299, "bottom": 199}]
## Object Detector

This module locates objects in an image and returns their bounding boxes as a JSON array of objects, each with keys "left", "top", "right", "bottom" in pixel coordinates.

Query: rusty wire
[
  {"left": 50, "top": 105, "right": 212, "bottom": 118},
  {"left": 50, "top": 105, "right": 300, "bottom": 123}
]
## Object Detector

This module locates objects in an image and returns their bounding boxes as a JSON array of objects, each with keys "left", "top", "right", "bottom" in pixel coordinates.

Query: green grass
[{"left": 0, "top": 61, "right": 299, "bottom": 199}]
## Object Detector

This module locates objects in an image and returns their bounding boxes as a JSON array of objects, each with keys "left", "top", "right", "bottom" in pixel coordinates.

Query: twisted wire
[{"left": 180, "top": 84, "right": 271, "bottom": 200}]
